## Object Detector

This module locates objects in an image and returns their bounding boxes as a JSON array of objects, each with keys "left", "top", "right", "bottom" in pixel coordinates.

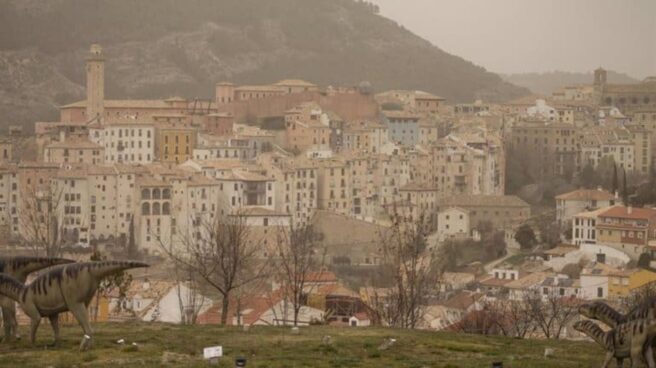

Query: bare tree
[
  {"left": 525, "top": 288, "right": 579, "bottom": 339},
  {"left": 505, "top": 297, "right": 535, "bottom": 338},
  {"left": 158, "top": 211, "right": 267, "bottom": 325},
  {"left": 373, "top": 211, "right": 446, "bottom": 329},
  {"left": 170, "top": 265, "right": 208, "bottom": 326},
  {"left": 274, "top": 224, "right": 326, "bottom": 326},
  {"left": 621, "top": 281, "right": 656, "bottom": 315},
  {"left": 18, "top": 185, "right": 65, "bottom": 257}
]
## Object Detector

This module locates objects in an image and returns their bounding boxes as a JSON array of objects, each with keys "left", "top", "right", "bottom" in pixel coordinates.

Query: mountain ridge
[{"left": 502, "top": 70, "right": 639, "bottom": 95}]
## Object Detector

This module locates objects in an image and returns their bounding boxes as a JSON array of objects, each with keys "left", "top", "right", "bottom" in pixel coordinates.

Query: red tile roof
[
  {"left": 555, "top": 189, "right": 615, "bottom": 201},
  {"left": 599, "top": 206, "right": 656, "bottom": 220}
]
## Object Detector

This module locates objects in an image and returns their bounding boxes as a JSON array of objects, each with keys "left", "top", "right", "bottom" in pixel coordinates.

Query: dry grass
[{"left": 0, "top": 322, "right": 603, "bottom": 367}]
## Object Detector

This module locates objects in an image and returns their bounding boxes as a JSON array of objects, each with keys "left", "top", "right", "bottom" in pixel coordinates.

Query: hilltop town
[{"left": 1, "top": 43, "right": 656, "bottom": 344}]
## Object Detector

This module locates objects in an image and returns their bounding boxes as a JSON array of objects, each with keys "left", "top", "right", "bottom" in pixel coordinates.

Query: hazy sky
[{"left": 371, "top": 0, "right": 656, "bottom": 79}]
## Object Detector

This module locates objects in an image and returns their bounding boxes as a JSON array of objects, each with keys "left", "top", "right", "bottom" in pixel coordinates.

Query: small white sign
[{"left": 203, "top": 346, "right": 223, "bottom": 360}]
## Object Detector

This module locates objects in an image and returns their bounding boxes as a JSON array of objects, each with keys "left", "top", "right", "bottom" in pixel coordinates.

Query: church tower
[
  {"left": 86, "top": 44, "right": 105, "bottom": 122},
  {"left": 594, "top": 67, "right": 607, "bottom": 87}
]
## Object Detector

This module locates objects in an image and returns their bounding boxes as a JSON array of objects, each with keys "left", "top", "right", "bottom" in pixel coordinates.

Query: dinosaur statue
[
  {"left": 574, "top": 319, "right": 656, "bottom": 368},
  {"left": 0, "top": 260, "right": 148, "bottom": 350},
  {"left": 580, "top": 300, "right": 656, "bottom": 366},
  {"left": 0, "top": 256, "right": 74, "bottom": 342}
]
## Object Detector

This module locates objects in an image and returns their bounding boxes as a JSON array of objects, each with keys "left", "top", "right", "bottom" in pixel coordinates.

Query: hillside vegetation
[
  {"left": 0, "top": 322, "right": 602, "bottom": 367},
  {"left": 0, "top": 0, "right": 528, "bottom": 129}
]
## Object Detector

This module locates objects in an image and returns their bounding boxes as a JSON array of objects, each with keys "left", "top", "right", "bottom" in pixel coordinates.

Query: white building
[
  {"left": 527, "top": 99, "right": 557, "bottom": 121},
  {"left": 436, "top": 207, "right": 470, "bottom": 242},
  {"left": 556, "top": 189, "right": 615, "bottom": 226},
  {"left": 579, "top": 262, "right": 617, "bottom": 300},
  {"left": 89, "top": 122, "right": 155, "bottom": 164}
]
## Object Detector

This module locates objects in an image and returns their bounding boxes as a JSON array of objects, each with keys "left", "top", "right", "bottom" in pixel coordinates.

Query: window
[
  {"left": 597, "top": 287, "right": 603, "bottom": 298},
  {"left": 152, "top": 202, "right": 160, "bottom": 215},
  {"left": 141, "top": 203, "right": 150, "bottom": 215}
]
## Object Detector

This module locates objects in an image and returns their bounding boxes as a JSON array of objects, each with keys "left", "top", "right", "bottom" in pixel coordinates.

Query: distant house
[
  {"left": 109, "top": 280, "right": 214, "bottom": 324},
  {"left": 348, "top": 312, "right": 371, "bottom": 327},
  {"left": 198, "top": 290, "right": 324, "bottom": 326},
  {"left": 436, "top": 195, "right": 530, "bottom": 230},
  {"left": 580, "top": 262, "right": 622, "bottom": 300},
  {"left": 437, "top": 207, "right": 470, "bottom": 242},
  {"left": 556, "top": 188, "right": 615, "bottom": 226},
  {"left": 504, "top": 271, "right": 552, "bottom": 300}
]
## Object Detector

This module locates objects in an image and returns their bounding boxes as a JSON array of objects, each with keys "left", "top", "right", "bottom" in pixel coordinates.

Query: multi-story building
[
  {"left": 596, "top": 206, "right": 656, "bottom": 260},
  {"left": 316, "top": 158, "right": 351, "bottom": 216},
  {"left": 555, "top": 188, "right": 616, "bottom": 226},
  {"left": 436, "top": 195, "right": 530, "bottom": 230},
  {"left": 593, "top": 68, "right": 656, "bottom": 113},
  {"left": 510, "top": 121, "right": 580, "bottom": 179},
  {"left": 89, "top": 122, "right": 155, "bottom": 164},
  {"left": 342, "top": 120, "right": 389, "bottom": 154},
  {"left": 285, "top": 103, "right": 333, "bottom": 152},
  {"left": 0, "top": 139, "right": 13, "bottom": 163},
  {"left": 155, "top": 124, "right": 196, "bottom": 164},
  {"left": 258, "top": 153, "right": 318, "bottom": 227},
  {"left": 44, "top": 138, "right": 104, "bottom": 164},
  {"left": 383, "top": 110, "right": 421, "bottom": 146}
]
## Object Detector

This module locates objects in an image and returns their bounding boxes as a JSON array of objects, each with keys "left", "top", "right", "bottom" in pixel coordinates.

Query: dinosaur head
[{"left": 578, "top": 300, "right": 626, "bottom": 326}]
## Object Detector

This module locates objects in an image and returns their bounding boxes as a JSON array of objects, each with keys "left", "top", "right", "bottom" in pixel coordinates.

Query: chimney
[
  {"left": 59, "top": 129, "right": 66, "bottom": 143},
  {"left": 628, "top": 206, "right": 633, "bottom": 215}
]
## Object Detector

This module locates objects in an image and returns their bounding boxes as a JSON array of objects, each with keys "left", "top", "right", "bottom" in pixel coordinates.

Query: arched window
[
  {"left": 152, "top": 188, "right": 161, "bottom": 199},
  {"left": 645, "top": 97, "right": 651, "bottom": 104},
  {"left": 605, "top": 97, "right": 612, "bottom": 105},
  {"left": 632, "top": 97, "right": 638, "bottom": 104},
  {"left": 162, "top": 202, "right": 171, "bottom": 215},
  {"left": 163, "top": 188, "right": 171, "bottom": 199},
  {"left": 141, "top": 189, "right": 150, "bottom": 199},
  {"left": 142, "top": 202, "right": 150, "bottom": 215},
  {"left": 152, "top": 202, "right": 161, "bottom": 215}
]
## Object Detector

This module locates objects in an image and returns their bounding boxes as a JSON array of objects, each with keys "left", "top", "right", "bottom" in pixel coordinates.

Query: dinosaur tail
[
  {"left": 87, "top": 260, "right": 149, "bottom": 279},
  {"left": 0, "top": 274, "right": 26, "bottom": 303}
]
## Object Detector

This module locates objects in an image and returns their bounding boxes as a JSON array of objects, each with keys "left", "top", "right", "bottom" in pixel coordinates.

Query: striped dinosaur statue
[
  {"left": 0, "top": 260, "right": 148, "bottom": 350},
  {"left": 0, "top": 256, "right": 74, "bottom": 342},
  {"left": 580, "top": 300, "right": 656, "bottom": 366},
  {"left": 574, "top": 319, "right": 656, "bottom": 368}
]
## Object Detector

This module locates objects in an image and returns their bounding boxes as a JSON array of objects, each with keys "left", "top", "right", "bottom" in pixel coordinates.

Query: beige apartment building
[
  {"left": 44, "top": 138, "right": 104, "bottom": 164},
  {"left": 437, "top": 195, "right": 530, "bottom": 230}
]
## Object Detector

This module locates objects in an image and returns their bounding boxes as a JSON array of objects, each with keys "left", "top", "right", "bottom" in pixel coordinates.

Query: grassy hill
[
  {"left": 0, "top": 0, "right": 528, "bottom": 130},
  {"left": 0, "top": 322, "right": 602, "bottom": 367}
]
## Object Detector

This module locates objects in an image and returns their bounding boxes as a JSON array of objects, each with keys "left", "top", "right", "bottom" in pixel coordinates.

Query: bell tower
[
  {"left": 86, "top": 44, "right": 105, "bottom": 122},
  {"left": 594, "top": 67, "right": 607, "bottom": 87}
]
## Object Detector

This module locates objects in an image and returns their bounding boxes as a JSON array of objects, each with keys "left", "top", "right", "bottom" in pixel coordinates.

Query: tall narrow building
[{"left": 86, "top": 44, "right": 105, "bottom": 122}]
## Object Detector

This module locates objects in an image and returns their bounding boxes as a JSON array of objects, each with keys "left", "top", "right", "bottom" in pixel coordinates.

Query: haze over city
[
  {"left": 372, "top": 0, "right": 656, "bottom": 78},
  {"left": 0, "top": 1, "right": 656, "bottom": 367}
]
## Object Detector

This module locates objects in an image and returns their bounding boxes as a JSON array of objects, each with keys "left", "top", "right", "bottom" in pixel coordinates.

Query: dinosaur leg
[
  {"left": 69, "top": 303, "right": 93, "bottom": 351},
  {"left": 48, "top": 314, "right": 60, "bottom": 347},
  {"left": 5, "top": 303, "right": 19, "bottom": 341},
  {"left": 1, "top": 306, "right": 11, "bottom": 342},
  {"left": 29, "top": 317, "right": 41, "bottom": 345},
  {"left": 646, "top": 337, "right": 656, "bottom": 368}
]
